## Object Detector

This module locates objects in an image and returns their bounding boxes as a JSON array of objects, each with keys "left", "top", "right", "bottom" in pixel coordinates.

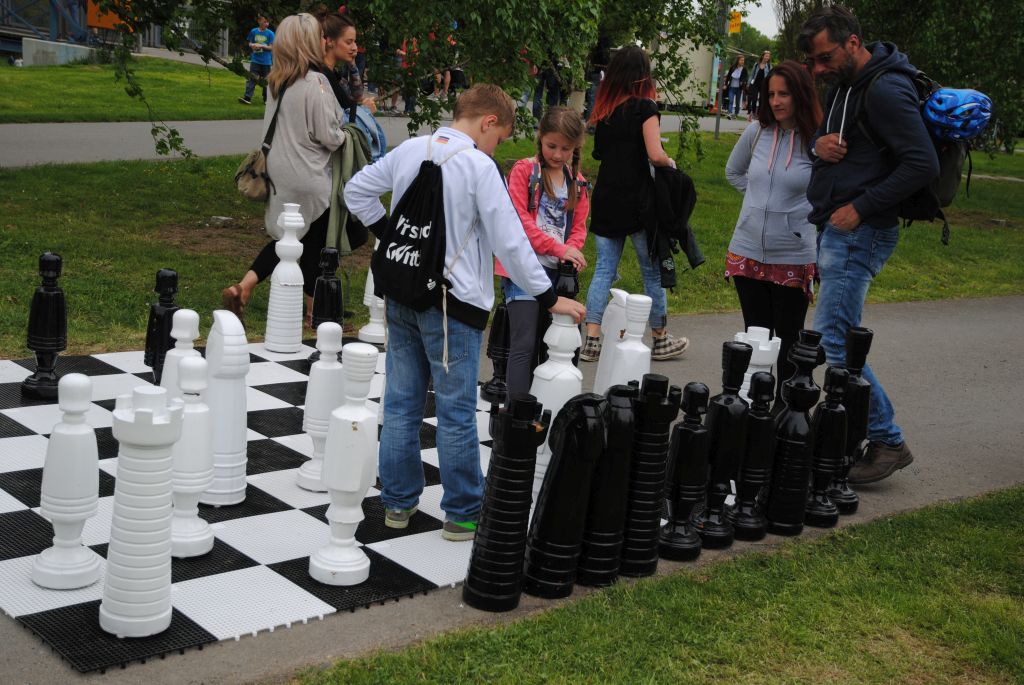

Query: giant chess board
[{"left": 0, "top": 340, "right": 491, "bottom": 673}]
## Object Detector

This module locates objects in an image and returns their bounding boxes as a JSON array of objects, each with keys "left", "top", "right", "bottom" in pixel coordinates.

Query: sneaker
[
  {"left": 651, "top": 334, "right": 690, "bottom": 361},
  {"left": 442, "top": 520, "right": 476, "bottom": 541},
  {"left": 384, "top": 506, "right": 418, "bottom": 529},
  {"left": 238, "top": 97, "right": 252, "bottom": 105},
  {"left": 579, "top": 335, "right": 602, "bottom": 362},
  {"left": 848, "top": 441, "right": 914, "bottom": 484}
]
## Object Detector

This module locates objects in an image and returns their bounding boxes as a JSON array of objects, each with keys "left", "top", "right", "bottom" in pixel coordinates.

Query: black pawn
[
  {"left": 143, "top": 268, "right": 179, "bottom": 385},
  {"left": 619, "top": 375, "right": 681, "bottom": 578},
  {"left": 693, "top": 341, "right": 752, "bottom": 550},
  {"left": 827, "top": 327, "right": 874, "bottom": 514},
  {"left": 464, "top": 394, "right": 550, "bottom": 612},
  {"left": 577, "top": 384, "right": 638, "bottom": 587},
  {"left": 553, "top": 262, "right": 583, "bottom": 367},
  {"left": 659, "top": 382, "right": 711, "bottom": 562},
  {"left": 805, "top": 366, "right": 849, "bottom": 528},
  {"left": 730, "top": 371, "right": 777, "bottom": 541},
  {"left": 480, "top": 302, "right": 511, "bottom": 406},
  {"left": 308, "top": 248, "right": 344, "bottom": 363},
  {"left": 523, "top": 393, "right": 607, "bottom": 599},
  {"left": 765, "top": 329, "right": 825, "bottom": 537},
  {"left": 21, "top": 252, "right": 67, "bottom": 401}
]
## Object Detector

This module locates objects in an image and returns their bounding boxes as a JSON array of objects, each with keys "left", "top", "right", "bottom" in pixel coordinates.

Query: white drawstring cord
[{"left": 837, "top": 87, "right": 852, "bottom": 144}]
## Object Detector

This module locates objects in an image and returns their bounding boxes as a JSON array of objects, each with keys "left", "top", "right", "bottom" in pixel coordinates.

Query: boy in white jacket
[{"left": 345, "top": 84, "right": 585, "bottom": 541}]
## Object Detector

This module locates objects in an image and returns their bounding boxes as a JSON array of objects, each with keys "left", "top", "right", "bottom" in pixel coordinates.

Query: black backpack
[{"left": 855, "top": 69, "right": 971, "bottom": 245}]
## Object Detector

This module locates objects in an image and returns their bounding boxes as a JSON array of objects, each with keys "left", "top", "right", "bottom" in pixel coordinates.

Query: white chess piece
[
  {"left": 264, "top": 203, "right": 305, "bottom": 353},
  {"left": 734, "top": 326, "right": 781, "bottom": 400},
  {"left": 297, "top": 323, "right": 345, "bottom": 492},
  {"left": 31, "top": 374, "right": 102, "bottom": 590},
  {"left": 160, "top": 309, "right": 201, "bottom": 402},
  {"left": 99, "top": 386, "right": 183, "bottom": 639},
  {"left": 200, "top": 310, "right": 250, "bottom": 507},
  {"left": 358, "top": 248, "right": 386, "bottom": 344},
  {"left": 593, "top": 294, "right": 652, "bottom": 395},
  {"left": 171, "top": 356, "right": 215, "bottom": 558},
  {"left": 593, "top": 288, "right": 629, "bottom": 395},
  {"left": 529, "top": 313, "right": 583, "bottom": 502},
  {"left": 309, "top": 342, "right": 380, "bottom": 586}
]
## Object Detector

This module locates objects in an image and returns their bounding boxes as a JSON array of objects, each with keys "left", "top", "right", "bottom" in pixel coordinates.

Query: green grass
[
  {"left": 297, "top": 487, "right": 1024, "bottom": 684},
  {"left": 0, "top": 58, "right": 263, "bottom": 123},
  {"left": 1, "top": 133, "right": 1022, "bottom": 357},
  {"left": 970, "top": 148, "right": 1024, "bottom": 178}
]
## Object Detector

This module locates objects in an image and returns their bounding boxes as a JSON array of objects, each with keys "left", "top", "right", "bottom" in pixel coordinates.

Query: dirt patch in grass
[
  {"left": 945, "top": 209, "right": 1020, "bottom": 230},
  {"left": 156, "top": 217, "right": 272, "bottom": 256}
]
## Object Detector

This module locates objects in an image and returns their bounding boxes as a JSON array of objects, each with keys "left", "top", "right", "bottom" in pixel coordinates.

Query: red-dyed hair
[
  {"left": 589, "top": 45, "right": 657, "bottom": 125},
  {"left": 756, "top": 60, "right": 822, "bottom": 143}
]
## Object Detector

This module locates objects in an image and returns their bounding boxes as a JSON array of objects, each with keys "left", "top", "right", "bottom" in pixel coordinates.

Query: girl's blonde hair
[
  {"left": 267, "top": 13, "right": 323, "bottom": 99},
  {"left": 536, "top": 106, "right": 587, "bottom": 210}
]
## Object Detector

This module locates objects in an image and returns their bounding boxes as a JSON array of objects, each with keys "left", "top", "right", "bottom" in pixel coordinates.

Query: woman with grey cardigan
[
  {"left": 223, "top": 12, "right": 345, "bottom": 325},
  {"left": 724, "top": 60, "right": 822, "bottom": 399}
]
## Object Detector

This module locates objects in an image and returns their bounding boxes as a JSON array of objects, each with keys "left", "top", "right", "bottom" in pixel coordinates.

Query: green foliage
[{"left": 726, "top": 21, "right": 778, "bottom": 58}]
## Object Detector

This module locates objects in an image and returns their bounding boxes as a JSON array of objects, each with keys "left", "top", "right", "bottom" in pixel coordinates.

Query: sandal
[{"left": 221, "top": 285, "right": 245, "bottom": 326}]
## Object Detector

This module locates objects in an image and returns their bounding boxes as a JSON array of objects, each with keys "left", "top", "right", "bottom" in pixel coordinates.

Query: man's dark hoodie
[{"left": 806, "top": 42, "right": 939, "bottom": 228}]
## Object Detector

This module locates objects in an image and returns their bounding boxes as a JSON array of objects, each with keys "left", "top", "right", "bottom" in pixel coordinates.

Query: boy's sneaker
[
  {"left": 651, "top": 334, "right": 690, "bottom": 361},
  {"left": 441, "top": 520, "right": 476, "bottom": 541},
  {"left": 384, "top": 506, "right": 418, "bottom": 529},
  {"left": 238, "top": 97, "right": 252, "bottom": 105},
  {"left": 579, "top": 335, "right": 602, "bottom": 362}
]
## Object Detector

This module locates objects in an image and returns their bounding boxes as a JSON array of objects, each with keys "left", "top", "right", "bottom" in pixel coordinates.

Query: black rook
[{"left": 22, "top": 252, "right": 67, "bottom": 400}]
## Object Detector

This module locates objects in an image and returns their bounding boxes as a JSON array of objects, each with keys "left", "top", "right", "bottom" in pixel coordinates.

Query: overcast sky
[{"left": 742, "top": 2, "right": 779, "bottom": 38}]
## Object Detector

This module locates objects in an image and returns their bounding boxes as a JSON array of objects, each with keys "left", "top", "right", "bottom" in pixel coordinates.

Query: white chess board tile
[
  {"left": 92, "top": 351, "right": 149, "bottom": 374},
  {"left": 245, "top": 362, "right": 310, "bottom": 386},
  {"left": 0, "top": 360, "right": 31, "bottom": 384},
  {"left": 171, "top": 565, "right": 334, "bottom": 641},
  {"left": 0, "top": 488, "right": 27, "bottom": 514},
  {"left": 368, "top": 374, "right": 384, "bottom": 399},
  {"left": 89, "top": 373, "right": 152, "bottom": 401},
  {"left": 475, "top": 387, "right": 492, "bottom": 412},
  {"left": 247, "top": 469, "right": 329, "bottom": 509},
  {"left": 0, "top": 435, "right": 50, "bottom": 473},
  {"left": 0, "top": 555, "right": 106, "bottom": 618},
  {"left": 479, "top": 443, "right": 492, "bottom": 474},
  {"left": 420, "top": 447, "right": 439, "bottom": 469},
  {"left": 246, "top": 386, "right": 293, "bottom": 412},
  {"left": 375, "top": 352, "right": 386, "bottom": 374},
  {"left": 414, "top": 484, "right": 446, "bottom": 522},
  {"left": 247, "top": 343, "right": 317, "bottom": 363},
  {"left": 475, "top": 411, "right": 490, "bottom": 440},
  {"left": 368, "top": 530, "right": 470, "bottom": 587},
  {"left": 246, "top": 428, "right": 267, "bottom": 441},
  {"left": 1, "top": 403, "right": 113, "bottom": 434},
  {"left": 33, "top": 496, "right": 115, "bottom": 547},
  {"left": 211, "top": 509, "right": 330, "bottom": 565},
  {"left": 97, "top": 458, "right": 117, "bottom": 477},
  {"left": 271, "top": 433, "right": 314, "bottom": 458}
]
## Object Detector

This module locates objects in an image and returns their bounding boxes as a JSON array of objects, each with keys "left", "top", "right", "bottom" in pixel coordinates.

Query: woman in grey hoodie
[{"left": 724, "top": 60, "right": 822, "bottom": 399}]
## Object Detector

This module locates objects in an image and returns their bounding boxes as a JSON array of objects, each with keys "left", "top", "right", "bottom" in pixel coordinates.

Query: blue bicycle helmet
[{"left": 923, "top": 88, "right": 992, "bottom": 141}]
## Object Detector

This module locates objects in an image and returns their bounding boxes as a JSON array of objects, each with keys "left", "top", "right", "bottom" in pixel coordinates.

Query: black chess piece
[
  {"left": 21, "top": 252, "right": 67, "bottom": 401},
  {"left": 729, "top": 372, "right": 777, "bottom": 541},
  {"left": 554, "top": 262, "right": 579, "bottom": 299},
  {"left": 523, "top": 393, "right": 607, "bottom": 599},
  {"left": 659, "top": 382, "right": 711, "bottom": 561},
  {"left": 577, "top": 384, "right": 637, "bottom": 587},
  {"left": 308, "top": 248, "right": 344, "bottom": 363},
  {"left": 464, "top": 393, "right": 550, "bottom": 612},
  {"left": 765, "top": 329, "right": 825, "bottom": 536},
  {"left": 827, "top": 327, "right": 874, "bottom": 514},
  {"left": 805, "top": 366, "right": 849, "bottom": 528},
  {"left": 619, "top": 374, "right": 681, "bottom": 578},
  {"left": 480, "top": 301, "right": 511, "bottom": 406},
  {"left": 693, "top": 341, "right": 752, "bottom": 550},
  {"left": 143, "top": 268, "right": 179, "bottom": 385}
]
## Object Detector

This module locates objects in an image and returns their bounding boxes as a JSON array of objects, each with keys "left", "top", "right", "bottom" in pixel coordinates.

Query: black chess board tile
[
  {"left": 0, "top": 412, "right": 37, "bottom": 437},
  {"left": 246, "top": 407, "right": 305, "bottom": 438},
  {"left": 0, "top": 467, "right": 116, "bottom": 509},
  {"left": 267, "top": 548, "right": 436, "bottom": 612},
  {"left": 420, "top": 422, "right": 437, "bottom": 450},
  {"left": 0, "top": 509, "right": 58, "bottom": 561},
  {"left": 0, "top": 382, "right": 59, "bottom": 411},
  {"left": 14, "top": 356, "right": 124, "bottom": 378},
  {"left": 251, "top": 381, "right": 308, "bottom": 407},
  {"left": 94, "top": 427, "right": 119, "bottom": 460},
  {"left": 197, "top": 485, "right": 292, "bottom": 524},
  {"left": 93, "top": 399, "right": 117, "bottom": 412},
  {"left": 276, "top": 359, "right": 311, "bottom": 376},
  {"left": 423, "top": 462, "right": 442, "bottom": 486},
  {"left": 170, "top": 538, "right": 260, "bottom": 583},
  {"left": 133, "top": 371, "right": 156, "bottom": 384},
  {"left": 303, "top": 495, "right": 443, "bottom": 544},
  {"left": 17, "top": 600, "right": 217, "bottom": 673},
  {"left": 423, "top": 391, "right": 436, "bottom": 419},
  {"left": 89, "top": 542, "right": 108, "bottom": 557},
  {"left": 246, "top": 439, "right": 309, "bottom": 475}
]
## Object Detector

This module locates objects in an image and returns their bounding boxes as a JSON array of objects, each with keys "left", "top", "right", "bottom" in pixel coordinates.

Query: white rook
[
  {"left": 734, "top": 326, "right": 781, "bottom": 400},
  {"left": 160, "top": 309, "right": 201, "bottom": 403},
  {"left": 99, "top": 386, "right": 183, "bottom": 639},
  {"left": 592, "top": 294, "right": 652, "bottom": 395},
  {"left": 171, "top": 357, "right": 215, "bottom": 558},
  {"left": 201, "top": 310, "right": 250, "bottom": 506},
  {"left": 265, "top": 202, "right": 305, "bottom": 353},
  {"left": 297, "top": 322, "right": 345, "bottom": 492},
  {"left": 309, "top": 342, "right": 380, "bottom": 586},
  {"left": 32, "top": 374, "right": 102, "bottom": 590},
  {"left": 593, "top": 288, "right": 629, "bottom": 396}
]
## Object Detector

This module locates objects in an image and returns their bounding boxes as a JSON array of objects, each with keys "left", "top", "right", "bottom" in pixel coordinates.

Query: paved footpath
[{"left": 2, "top": 295, "right": 1021, "bottom": 685}]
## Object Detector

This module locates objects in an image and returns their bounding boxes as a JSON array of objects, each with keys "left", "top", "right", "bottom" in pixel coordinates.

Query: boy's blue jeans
[
  {"left": 812, "top": 222, "right": 903, "bottom": 446},
  {"left": 584, "top": 231, "right": 668, "bottom": 330},
  {"left": 379, "top": 300, "right": 484, "bottom": 523},
  {"left": 244, "top": 62, "right": 271, "bottom": 101}
]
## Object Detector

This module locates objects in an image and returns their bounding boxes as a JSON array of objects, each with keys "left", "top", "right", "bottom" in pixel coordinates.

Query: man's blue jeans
[
  {"left": 244, "top": 62, "right": 270, "bottom": 102},
  {"left": 584, "top": 231, "right": 668, "bottom": 330},
  {"left": 379, "top": 300, "right": 484, "bottom": 523},
  {"left": 813, "top": 223, "right": 903, "bottom": 446}
]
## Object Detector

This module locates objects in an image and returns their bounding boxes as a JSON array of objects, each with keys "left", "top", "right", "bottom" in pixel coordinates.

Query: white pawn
[
  {"left": 592, "top": 294, "right": 652, "bottom": 395},
  {"left": 309, "top": 342, "right": 380, "bottom": 586},
  {"left": 32, "top": 374, "right": 102, "bottom": 590},
  {"left": 171, "top": 357, "right": 215, "bottom": 558},
  {"left": 529, "top": 313, "right": 583, "bottom": 502},
  {"left": 160, "top": 309, "right": 201, "bottom": 402},
  {"left": 201, "top": 310, "right": 250, "bottom": 507},
  {"left": 100, "top": 386, "right": 183, "bottom": 639},
  {"left": 297, "top": 323, "right": 346, "bottom": 492},
  {"left": 265, "top": 202, "right": 305, "bottom": 353},
  {"left": 358, "top": 247, "right": 386, "bottom": 344},
  {"left": 593, "top": 288, "right": 629, "bottom": 395},
  {"left": 734, "top": 326, "right": 782, "bottom": 401}
]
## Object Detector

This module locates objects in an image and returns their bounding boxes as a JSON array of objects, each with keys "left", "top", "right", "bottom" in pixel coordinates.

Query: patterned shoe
[
  {"left": 384, "top": 506, "right": 418, "bottom": 529},
  {"left": 579, "top": 336, "right": 602, "bottom": 362},
  {"left": 651, "top": 334, "right": 690, "bottom": 361},
  {"left": 441, "top": 520, "right": 476, "bottom": 541}
]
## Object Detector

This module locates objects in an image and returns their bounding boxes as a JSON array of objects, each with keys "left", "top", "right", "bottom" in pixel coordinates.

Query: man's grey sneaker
[
  {"left": 579, "top": 335, "right": 602, "bottom": 362},
  {"left": 238, "top": 97, "right": 252, "bottom": 105},
  {"left": 848, "top": 441, "right": 913, "bottom": 484},
  {"left": 442, "top": 520, "right": 476, "bottom": 541},
  {"left": 651, "top": 334, "right": 690, "bottom": 361},
  {"left": 384, "top": 506, "right": 418, "bottom": 529}
]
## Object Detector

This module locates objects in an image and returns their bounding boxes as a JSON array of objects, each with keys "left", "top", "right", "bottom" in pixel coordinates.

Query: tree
[{"left": 726, "top": 22, "right": 778, "bottom": 59}]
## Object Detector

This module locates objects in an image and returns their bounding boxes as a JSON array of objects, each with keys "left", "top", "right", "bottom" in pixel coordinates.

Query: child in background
[
  {"left": 497, "top": 106, "right": 589, "bottom": 397},
  {"left": 239, "top": 15, "right": 274, "bottom": 105}
]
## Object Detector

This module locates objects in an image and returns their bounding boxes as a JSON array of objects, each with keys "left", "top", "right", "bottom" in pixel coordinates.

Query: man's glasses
[{"left": 806, "top": 45, "right": 840, "bottom": 66}]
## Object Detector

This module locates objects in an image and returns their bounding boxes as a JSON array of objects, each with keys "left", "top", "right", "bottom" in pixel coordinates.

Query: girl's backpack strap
[{"left": 527, "top": 160, "right": 542, "bottom": 212}]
